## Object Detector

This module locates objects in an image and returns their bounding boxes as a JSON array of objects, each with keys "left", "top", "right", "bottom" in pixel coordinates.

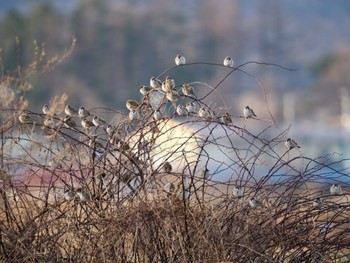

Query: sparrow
[
  {"left": 76, "top": 188, "right": 90, "bottom": 202},
  {"left": 162, "top": 161, "right": 172, "bottom": 174},
  {"left": 243, "top": 106, "right": 257, "bottom": 118},
  {"left": 166, "top": 90, "right": 180, "bottom": 102},
  {"left": 176, "top": 105, "right": 188, "bottom": 116},
  {"left": 150, "top": 77, "right": 162, "bottom": 89},
  {"left": 330, "top": 184, "right": 342, "bottom": 195},
  {"left": 106, "top": 124, "right": 115, "bottom": 137},
  {"left": 89, "top": 136, "right": 103, "bottom": 150},
  {"left": 92, "top": 116, "right": 106, "bottom": 127},
  {"left": 78, "top": 107, "right": 90, "bottom": 118},
  {"left": 139, "top": 85, "right": 153, "bottom": 96},
  {"left": 312, "top": 197, "right": 322, "bottom": 208},
  {"left": 64, "top": 115, "right": 76, "bottom": 128},
  {"left": 153, "top": 110, "right": 163, "bottom": 120},
  {"left": 285, "top": 138, "right": 301, "bottom": 150},
  {"left": 81, "top": 118, "right": 94, "bottom": 129},
  {"left": 164, "top": 182, "right": 175, "bottom": 196},
  {"left": 182, "top": 84, "right": 195, "bottom": 97},
  {"left": 249, "top": 197, "right": 261, "bottom": 208},
  {"left": 42, "top": 104, "right": 50, "bottom": 115},
  {"left": 220, "top": 113, "right": 232, "bottom": 124},
  {"left": 43, "top": 118, "right": 55, "bottom": 128},
  {"left": 200, "top": 168, "right": 210, "bottom": 179},
  {"left": 175, "top": 54, "right": 186, "bottom": 66},
  {"left": 126, "top": 100, "right": 140, "bottom": 111},
  {"left": 18, "top": 112, "right": 32, "bottom": 124},
  {"left": 162, "top": 76, "right": 175, "bottom": 93},
  {"left": 64, "top": 188, "right": 75, "bottom": 201},
  {"left": 232, "top": 186, "right": 244, "bottom": 198},
  {"left": 198, "top": 107, "right": 212, "bottom": 120},
  {"left": 223, "top": 56, "right": 234, "bottom": 67},
  {"left": 65, "top": 105, "right": 78, "bottom": 116},
  {"left": 186, "top": 101, "right": 198, "bottom": 113},
  {"left": 128, "top": 110, "right": 140, "bottom": 121}
]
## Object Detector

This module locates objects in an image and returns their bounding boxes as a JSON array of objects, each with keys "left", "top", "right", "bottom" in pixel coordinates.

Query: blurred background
[{"left": 1, "top": 0, "right": 350, "bottom": 160}]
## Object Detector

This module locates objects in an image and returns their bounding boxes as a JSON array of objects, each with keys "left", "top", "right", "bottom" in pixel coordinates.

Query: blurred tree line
[{"left": 0, "top": 0, "right": 350, "bottom": 123}]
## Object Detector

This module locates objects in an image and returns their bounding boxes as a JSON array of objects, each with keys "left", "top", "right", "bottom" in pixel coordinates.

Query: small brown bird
[
  {"left": 182, "top": 84, "right": 195, "bottom": 97},
  {"left": 139, "top": 85, "right": 153, "bottom": 96},
  {"left": 166, "top": 90, "right": 180, "bottom": 102},
  {"left": 128, "top": 110, "right": 140, "bottom": 121},
  {"left": 223, "top": 56, "right": 234, "bottom": 67},
  {"left": 175, "top": 54, "right": 186, "bottom": 66},
  {"left": 18, "top": 112, "right": 32, "bottom": 124},
  {"left": 162, "top": 161, "right": 172, "bottom": 174},
  {"left": 42, "top": 104, "right": 50, "bottom": 115},
  {"left": 221, "top": 113, "right": 232, "bottom": 124},
  {"left": 164, "top": 182, "right": 175, "bottom": 196},
  {"left": 65, "top": 105, "right": 78, "bottom": 116},
  {"left": 126, "top": 100, "right": 140, "bottom": 111},
  {"left": 186, "top": 101, "right": 198, "bottom": 113},
  {"left": 176, "top": 105, "right": 188, "bottom": 116},
  {"left": 150, "top": 77, "right": 162, "bottom": 89},
  {"left": 249, "top": 197, "right": 262, "bottom": 208},
  {"left": 78, "top": 107, "right": 90, "bottom": 118},
  {"left": 64, "top": 115, "right": 76, "bottom": 128},
  {"left": 285, "top": 138, "right": 301, "bottom": 150},
  {"left": 81, "top": 118, "right": 94, "bottom": 129},
  {"left": 92, "top": 116, "right": 106, "bottom": 127},
  {"left": 243, "top": 106, "right": 257, "bottom": 118}
]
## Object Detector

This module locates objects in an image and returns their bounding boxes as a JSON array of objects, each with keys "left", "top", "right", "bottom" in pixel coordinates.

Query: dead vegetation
[{"left": 0, "top": 49, "right": 350, "bottom": 262}]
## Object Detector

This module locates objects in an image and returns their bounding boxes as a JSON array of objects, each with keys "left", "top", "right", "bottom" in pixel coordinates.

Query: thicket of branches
[{"left": 0, "top": 44, "right": 350, "bottom": 263}]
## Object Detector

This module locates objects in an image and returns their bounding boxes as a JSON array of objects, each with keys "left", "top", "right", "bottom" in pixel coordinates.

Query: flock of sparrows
[{"left": 17, "top": 54, "right": 340, "bottom": 205}]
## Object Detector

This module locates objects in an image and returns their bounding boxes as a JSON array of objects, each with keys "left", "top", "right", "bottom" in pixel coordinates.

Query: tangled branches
[{"left": 0, "top": 54, "right": 349, "bottom": 262}]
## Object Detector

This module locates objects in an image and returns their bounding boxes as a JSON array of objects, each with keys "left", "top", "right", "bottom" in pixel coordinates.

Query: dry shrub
[{"left": 0, "top": 49, "right": 350, "bottom": 262}]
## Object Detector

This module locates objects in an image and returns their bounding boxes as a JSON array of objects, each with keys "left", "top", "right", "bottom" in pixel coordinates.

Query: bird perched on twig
[
  {"left": 126, "top": 100, "right": 140, "bottom": 111},
  {"left": 76, "top": 188, "right": 90, "bottom": 202},
  {"left": 249, "top": 197, "right": 262, "bottom": 208},
  {"left": 162, "top": 76, "right": 175, "bottom": 93},
  {"left": 106, "top": 124, "right": 115, "bottom": 137},
  {"left": 42, "top": 104, "right": 50, "bottom": 115},
  {"left": 92, "top": 116, "right": 106, "bottom": 127},
  {"left": 221, "top": 113, "right": 232, "bottom": 124},
  {"left": 162, "top": 161, "right": 172, "bottom": 174},
  {"left": 175, "top": 54, "right": 186, "bottom": 66},
  {"left": 243, "top": 106, "right": 257, "bottom": 118},
  {"left": 312, "top": 197, "right": 322, "bottom": 208},
  {"left": 128, "top": 110, "right": 140, "bottom": 121},
  {"left": 64, "top": 188, "right": 75, "bottom": 201},
  {"left": 176, "top": 105, "right": 188, "bottom": 116},
  {"left": 186, "top": 101, "right": 198, "bottom": 113},
  {"left": 285, "top": 138, "right": 301, "bottom": 150},
  {"left": 81, "top": 118, "right": 94, "bottom": 129},
  {"left": 78, "top": 107, "right": 90, "bottom": 118},
  {"left": 198, "top": 107, "right": 212, "bottom": 120},
  {"left": 153, "top": 110, "right": 163, "bottom": 120},
  {"left": 166, "top": 90, "right": 180, "bottom": 102},
  {"left": 232, "top": 186, "right": 244, "bottom": 198},
  {"left": 65, "top": 105, "right": 78, "bottom": 116},
  {"left": 150, "top": 77, "right": 162, "bottom": 89},
  {"left": 139, "top": 85, "right": 153, "bottom": 96},
  {"left": 164, "top": 182, "right": 175, "bottom": 196},
  {"left": 330, "top": 184, "right": 342, "bottom": 195},
  {"left": 223, "top": 56, "right": 234, "bottom": 67},
  {"left": 64, "top": 115, "right": 76, "bottom": 128},
  {"left": 18, "top": 112, "right": 32, "bottom": 124},
  {"left": 182, "top": 84, "right": 195, "bottom": 97}
]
